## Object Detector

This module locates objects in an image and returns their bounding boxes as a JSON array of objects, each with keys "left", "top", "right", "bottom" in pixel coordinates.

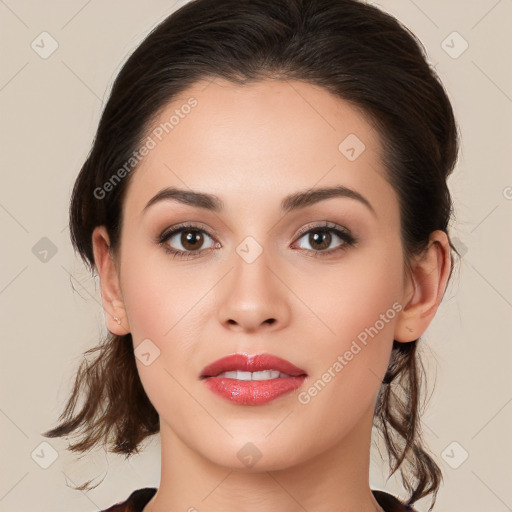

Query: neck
[{"left": 144, "top": 405, "right": 384, "bottom": 512}]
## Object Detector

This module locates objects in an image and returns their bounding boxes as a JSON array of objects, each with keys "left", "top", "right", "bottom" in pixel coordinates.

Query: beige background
[{"left": 1, "top": 1, "right": 511, "bottom": 511}]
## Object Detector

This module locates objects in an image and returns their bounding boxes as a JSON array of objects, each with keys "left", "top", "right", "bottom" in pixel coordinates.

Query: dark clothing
[{"left": 101, "top": 487, "right": 417, "bottom": 511}]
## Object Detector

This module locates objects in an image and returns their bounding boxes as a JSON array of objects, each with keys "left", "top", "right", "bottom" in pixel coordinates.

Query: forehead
[{"left": 122, "top": 78, "right": 397, "bottom": 222}]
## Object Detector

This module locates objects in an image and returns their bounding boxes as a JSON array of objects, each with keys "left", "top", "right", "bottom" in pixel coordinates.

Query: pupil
[
  {"left": 311, "top": 231, "right": 330, "bottom": 250},
  {"left": 183, "top": 230, "right": 202, "bottom": 250}
]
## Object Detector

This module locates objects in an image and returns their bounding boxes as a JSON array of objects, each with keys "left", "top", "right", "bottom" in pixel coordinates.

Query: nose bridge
[
  {"left": 232, "top": 234, "right": 277, "bottom": 304},
  {"left": 217, "top": 233, "right": 288, "bottom": 330}
]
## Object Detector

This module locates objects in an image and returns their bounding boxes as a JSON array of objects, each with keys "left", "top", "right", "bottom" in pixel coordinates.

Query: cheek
[
  {"left": 118, "top": 241, "right": 211, "bottom": 393},
  {"left": 119, "top": 241, "right": 203, "bottom": 343},
  {"left": 119, "top": 245, "right": 207, "bottom": 424},
  {"left": 297, "top": 239, "right": 403, "bottom": 345},
  {"left": 295, "top": 241, "right": 404, "bottom": 406}
]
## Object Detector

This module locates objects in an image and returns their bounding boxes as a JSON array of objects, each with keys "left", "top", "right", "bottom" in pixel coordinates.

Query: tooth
[
  {"left": 215, "top": 370, "right": 290, "bottom": 380},
  {"left": 252, "top": 370, "right": 280, "bottom": 380}
]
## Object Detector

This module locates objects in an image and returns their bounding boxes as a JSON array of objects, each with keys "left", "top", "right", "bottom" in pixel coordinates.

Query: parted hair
[{"left": 43, "top": 1, "right": 459, "bottom": 509}]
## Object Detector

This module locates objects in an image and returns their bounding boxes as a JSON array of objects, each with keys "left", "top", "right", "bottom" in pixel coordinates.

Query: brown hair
[{"left": 42, "top": 0, "right": 459, "bottom": 508}]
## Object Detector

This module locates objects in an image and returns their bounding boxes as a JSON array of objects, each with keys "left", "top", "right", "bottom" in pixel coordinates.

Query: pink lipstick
[{"left": 200, "top": 353, "right": 307, "bottom": 405}]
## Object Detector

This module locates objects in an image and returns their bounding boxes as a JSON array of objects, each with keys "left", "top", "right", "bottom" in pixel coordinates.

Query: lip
[{"left": 200, "top": 353, "right": 308, "bottom": 406}]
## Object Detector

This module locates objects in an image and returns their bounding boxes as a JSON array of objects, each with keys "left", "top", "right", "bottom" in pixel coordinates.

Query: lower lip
[{"left": 202, "top": 376, "right": 307, "bottom": 405}]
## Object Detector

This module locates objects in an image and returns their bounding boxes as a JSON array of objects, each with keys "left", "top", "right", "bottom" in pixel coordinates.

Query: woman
[{"left": 43, "top": 0, "right": 459, "bottom": 510}]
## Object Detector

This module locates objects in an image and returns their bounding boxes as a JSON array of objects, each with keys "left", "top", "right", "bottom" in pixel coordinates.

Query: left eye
[{"left": 294, "top": 226, "right": 353, "bottom": 253}]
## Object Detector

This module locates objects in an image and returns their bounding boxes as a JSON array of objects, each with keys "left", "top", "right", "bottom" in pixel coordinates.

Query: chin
[{"left": 199, "top": 435, "right": 307, "bottom": 473}]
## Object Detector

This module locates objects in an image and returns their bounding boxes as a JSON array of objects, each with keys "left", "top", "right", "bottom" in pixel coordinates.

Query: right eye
[{"left": 158, "top": 223, "right": 219, "bottom": 259}]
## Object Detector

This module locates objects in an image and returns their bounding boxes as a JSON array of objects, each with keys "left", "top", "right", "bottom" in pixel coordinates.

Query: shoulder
[
  {"left": 372, "top": 489, "right": 418, "bottom": 512},
  {"left": 100, "top": 488, "right": 157, "bottom": 512}
]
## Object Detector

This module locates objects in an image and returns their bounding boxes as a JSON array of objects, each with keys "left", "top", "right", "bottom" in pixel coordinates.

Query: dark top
[{"left": 101, "top": 487, "right": 417, "bottom": 511}]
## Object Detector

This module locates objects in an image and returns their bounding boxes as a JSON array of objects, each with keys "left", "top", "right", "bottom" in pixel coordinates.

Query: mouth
[{"left": 200, "top": 353, "right": 308, "bottom": 405}]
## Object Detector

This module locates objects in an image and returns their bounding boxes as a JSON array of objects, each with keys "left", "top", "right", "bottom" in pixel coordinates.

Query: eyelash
[{"left": 157, "top": 221, "right": 357, "bottom": 260}]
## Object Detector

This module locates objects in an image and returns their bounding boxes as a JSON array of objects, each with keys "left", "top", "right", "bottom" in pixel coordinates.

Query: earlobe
[
  {"left": 91, "top": 226, "right": 130, "bottom": 335},
  {"left": 394, "top": 230, "right": 452, "bottom": 343}
]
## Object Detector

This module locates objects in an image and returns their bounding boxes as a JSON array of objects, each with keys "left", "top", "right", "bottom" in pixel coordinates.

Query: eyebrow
[{"left": 142, "top": 185, "right": 376, "bottom": 217}]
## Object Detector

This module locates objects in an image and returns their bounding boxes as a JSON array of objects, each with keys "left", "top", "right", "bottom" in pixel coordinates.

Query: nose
[{"left": 216, "top": 246, "right": 291, "bottom": 333}]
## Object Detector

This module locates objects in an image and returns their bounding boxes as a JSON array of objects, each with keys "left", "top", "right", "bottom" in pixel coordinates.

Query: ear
[
  {"left": 394, "top": 230, "right": 452, "bottom": 343},
  {"left": 91, "top": 226, "right": 130, "bottom": 335}
]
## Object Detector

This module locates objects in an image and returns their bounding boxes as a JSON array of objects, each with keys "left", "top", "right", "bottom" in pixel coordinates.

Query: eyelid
[
  {"left": 293, "top": 220, "right": 352, "bottom": 239},
  {"left": 157, "top": 221, "right": 220, "bottom": 242}
]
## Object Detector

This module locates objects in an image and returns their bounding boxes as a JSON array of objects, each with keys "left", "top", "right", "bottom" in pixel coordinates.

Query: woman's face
[{"left": 103, "top": 78, "right": 411, "bottom": 469}]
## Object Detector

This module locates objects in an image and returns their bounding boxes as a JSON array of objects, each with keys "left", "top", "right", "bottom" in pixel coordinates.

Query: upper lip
[{"left": 200, "top": 353, "right": 307, "bottom": 379}]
